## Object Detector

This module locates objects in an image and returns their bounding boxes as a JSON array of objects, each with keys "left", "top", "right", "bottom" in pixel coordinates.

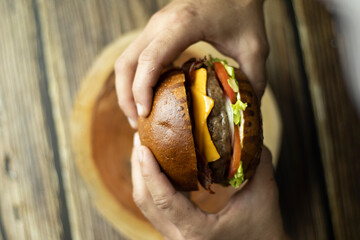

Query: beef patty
[{"left": 206, "top": 66, "right": 232, "bottom": 184}]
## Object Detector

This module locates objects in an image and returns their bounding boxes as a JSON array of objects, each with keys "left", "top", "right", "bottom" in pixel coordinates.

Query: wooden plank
[
  {"left": 0, "top": 0, "right": 69, "bottom": 239},
  {"left": 291, "top": 0, "right": 360, "bottom": 239},
  {"left": 32, "top": 0, "right": 169, "bottom": 239},
  {"left": 0, "top": 211, "right": 5, "bottom": 240},
  {"left": 0, "top": 0, "right": 341, "bottom": 239},
  {"left": 264, "top": 0, "right": 332, "bottom": 238}
]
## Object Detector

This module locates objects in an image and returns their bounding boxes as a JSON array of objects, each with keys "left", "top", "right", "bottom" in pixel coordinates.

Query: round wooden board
[{"left": 71, "top": 29, "right": 282, "bottom": 240}]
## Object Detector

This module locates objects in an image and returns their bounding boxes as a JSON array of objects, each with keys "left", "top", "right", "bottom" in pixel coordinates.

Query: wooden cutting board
[{"left": 71, "top": 29, "right": 282, "bottom": 240}]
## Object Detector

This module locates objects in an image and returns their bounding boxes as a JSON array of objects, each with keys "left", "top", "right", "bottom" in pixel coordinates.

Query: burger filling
[
  {"left": 183, "top": 57, "right": 248, "bottom": 189},
  {"left": 207, "top": 56, "right": 248, "bottom": 188},
  {"left": 206, "top": 66, "right": 232, "bottom": 184}
]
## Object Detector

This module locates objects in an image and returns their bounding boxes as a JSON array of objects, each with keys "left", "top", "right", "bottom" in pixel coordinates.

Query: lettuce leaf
[
  {"left": 208, "top": 55, "right": 239, "bottom": 93},
  {"left": 224, "top": 64, "right": 235, "bottom": 79},
  {"left": 227, "top": 78, "right": 239, "bottom": 93},
  {"left": 232, "top": 98, "right": 247, "bottom": 125},
  {"left": 229, "top": 162, "right": 244, "bottom": 188},
  {"left": 208, "top": 55, "right": 228, "bottom": 67}
]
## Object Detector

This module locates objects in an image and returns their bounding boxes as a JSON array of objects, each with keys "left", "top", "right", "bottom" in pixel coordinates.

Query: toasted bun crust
[
  {"left": 138, "top": 70, "right": 199, "bottom": 191},
  {"left": 235, "top": 69, "right": 263, "bottom": 180},
  {"left": 138, "top": 67, "right": 262, "bottom": 191}
]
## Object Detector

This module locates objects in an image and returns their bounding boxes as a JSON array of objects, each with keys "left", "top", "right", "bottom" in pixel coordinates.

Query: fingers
[
  {"left": 132, "top": 26, "right": 200, "bottom": 117},
  {"left": 219, "top": 146, "right": 276, "bottom": 217},
  {"left": 235, "top": 34, "right": 269, "bottom": 100},
  {"left": 131, "top": 133, "right": 181, "bottom": 237},
  {"left": 240, "top": 55, "right": 267, "bottom": 100},
  {"left": 214, "top": 146, "right": 285, "bottom": 240},
  {"left": 131, "top": 133, "right": 148, "bottom": 201},
  {"left": 116, "top": 19, "right": 201, "bottom": 127},
  {"left": 136, "top": 145, "right": 211, "bottom": 233},
  {"left": 248, "top": 146, "right": 275, "bottom": 188},
  {"left": 232, "top": 146, "right": 277, "bottom": 202},
  {"left": 115, "top": 31, "right": 154, "bottom": 128}
]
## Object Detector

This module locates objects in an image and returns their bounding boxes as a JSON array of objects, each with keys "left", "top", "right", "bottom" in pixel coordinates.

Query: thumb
[{"left": 137, "top": 146, "right": 212, "bottom": 232}]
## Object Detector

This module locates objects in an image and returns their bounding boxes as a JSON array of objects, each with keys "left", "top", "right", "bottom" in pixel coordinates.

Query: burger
[{"left": 138, "top": 56, "right": 262, "bottom": 192}]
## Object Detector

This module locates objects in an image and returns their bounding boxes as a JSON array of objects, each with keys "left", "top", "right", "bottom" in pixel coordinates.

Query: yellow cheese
[{"left": 190, "top": 68, "right": 220, "bottom": 162}]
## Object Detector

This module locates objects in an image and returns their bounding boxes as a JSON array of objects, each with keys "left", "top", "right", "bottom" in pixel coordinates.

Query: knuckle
[
  {"left": 141, "top": 171, "right": 153, "bottom": 183},
  {"left": 138, "top": 48, "right": 157, "bottom": 65},
  {"left": 250, "top": 37, "right": 269, "bottom": 58},
  {"left": 149, "top": 11, "right": 164, "bottom": 24},
  {"left": 152, "top": 194, "right": 173, "bottom": 210},
  {"left": 169, "top": 3, "right": 197, "bottom": 25},
  {"left": 114, "top": 56, "right": 132, "bottom": 73},
  {"left": 150, "top": 3, "right": 197, "bottom": 29}
]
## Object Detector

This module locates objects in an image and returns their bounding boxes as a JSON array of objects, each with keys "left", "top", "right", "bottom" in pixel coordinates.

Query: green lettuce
[
  {"left": 224, "top": 64, "right": 235, "bottom": 79},
  {"left": 227, "top": 78, "right": 239, "bottom": 93},
  {"left": 207, "top": 55, "right": 228, "bottom": 67},
  {"left": 232, "top": 98, "right": 247, "bottom": 125},
  {"left": 229, "top": 162, "right": 245, "bottom": 188},
  {"left": 208, "top": 55, "right": 239, "bottom": 93},
  {"left": 208, "top": 55, "right": 234, "bottom": 76}
]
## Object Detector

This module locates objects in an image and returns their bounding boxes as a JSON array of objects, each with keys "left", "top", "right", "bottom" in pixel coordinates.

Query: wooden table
[{"left": 1, "top": 0, "right": 359, "bottom": 239}]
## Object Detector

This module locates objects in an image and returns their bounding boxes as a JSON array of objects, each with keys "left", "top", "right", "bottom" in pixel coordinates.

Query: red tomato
[
  {"left": 228, "top": 125, "right": 241, "bottom": 178},
  {"left": 213, "top": 62, "right": 236, "bottom": 104}
]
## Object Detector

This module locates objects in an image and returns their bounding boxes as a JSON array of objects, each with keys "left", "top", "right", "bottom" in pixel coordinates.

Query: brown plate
[{"left": 71, "top": 29, "right": 282, "bottom": 240}]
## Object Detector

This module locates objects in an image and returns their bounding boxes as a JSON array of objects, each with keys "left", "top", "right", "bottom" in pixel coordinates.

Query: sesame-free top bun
[
  {"left": 235, "top": 69, "right": 263, "bottom": 180},
  {"left": 138, "top": 70, "right": 199, "bottom": 191}
]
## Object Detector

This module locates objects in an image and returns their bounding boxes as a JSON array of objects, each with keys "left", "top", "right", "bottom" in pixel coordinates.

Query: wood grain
[
  {"left": 264, "top": 0, "right": 332, "bottom": 238},
  {"left": 32, "top": 0, "right": 167, "bottom": 239},
  {"left": 292, "top": 0, "right": 360, "bottom": 239},
  {"left": 2, "top": 0, "right": 356, "bottom": 239},
  {"left": 71, "top": 30, "right": 164, "bottom": 239},
  {"left": 0, "top": 0, "right": 68, "bottom": 239},
  {"left": 34, "top": 0, "right": 125, "bottom": 239},
  {"left": 0, "top": 0, "right": 168, "bottom": 239}
]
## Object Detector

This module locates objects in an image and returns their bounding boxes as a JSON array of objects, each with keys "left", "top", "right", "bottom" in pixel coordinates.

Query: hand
[
  {"left": 131, "top": 133, "right": 288, "bottom": 240},
  {"left": 115, "top": 0, "right": 269, "bottom": 128}
]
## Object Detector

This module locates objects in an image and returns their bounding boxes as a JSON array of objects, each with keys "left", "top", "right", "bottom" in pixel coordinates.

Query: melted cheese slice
[{"left": 190, "top": 68, "right": 220, "bottom": 162}]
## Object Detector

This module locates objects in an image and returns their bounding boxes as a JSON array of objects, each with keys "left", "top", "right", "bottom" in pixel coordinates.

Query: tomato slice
[
  {"left": 213, "top": 62, "right": 236, "bottom": 104},
  {"left": 228, "top": 125, "right": 241, "bottom": 178}
]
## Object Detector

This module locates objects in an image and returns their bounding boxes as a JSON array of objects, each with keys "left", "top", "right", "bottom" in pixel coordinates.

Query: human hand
[
  {"left": 131, "top": 133, "right": 288, "bottom": 240},
  {"left": 115, "top": 0, "right": 269, "bottom": 128}
]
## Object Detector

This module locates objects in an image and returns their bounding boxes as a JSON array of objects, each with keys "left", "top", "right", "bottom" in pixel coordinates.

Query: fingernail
[
  {"left": 136, "top": 103, "right": 146, "bottom": 117},
  {"left": 137, "top": 148, "right": 144, "bottom": 163},
  {"left": 128, "top": 117, "right": 137, "bottom": 129},
  {"left": 133, "top": 132, "right": 140, "bottom": 147}
]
